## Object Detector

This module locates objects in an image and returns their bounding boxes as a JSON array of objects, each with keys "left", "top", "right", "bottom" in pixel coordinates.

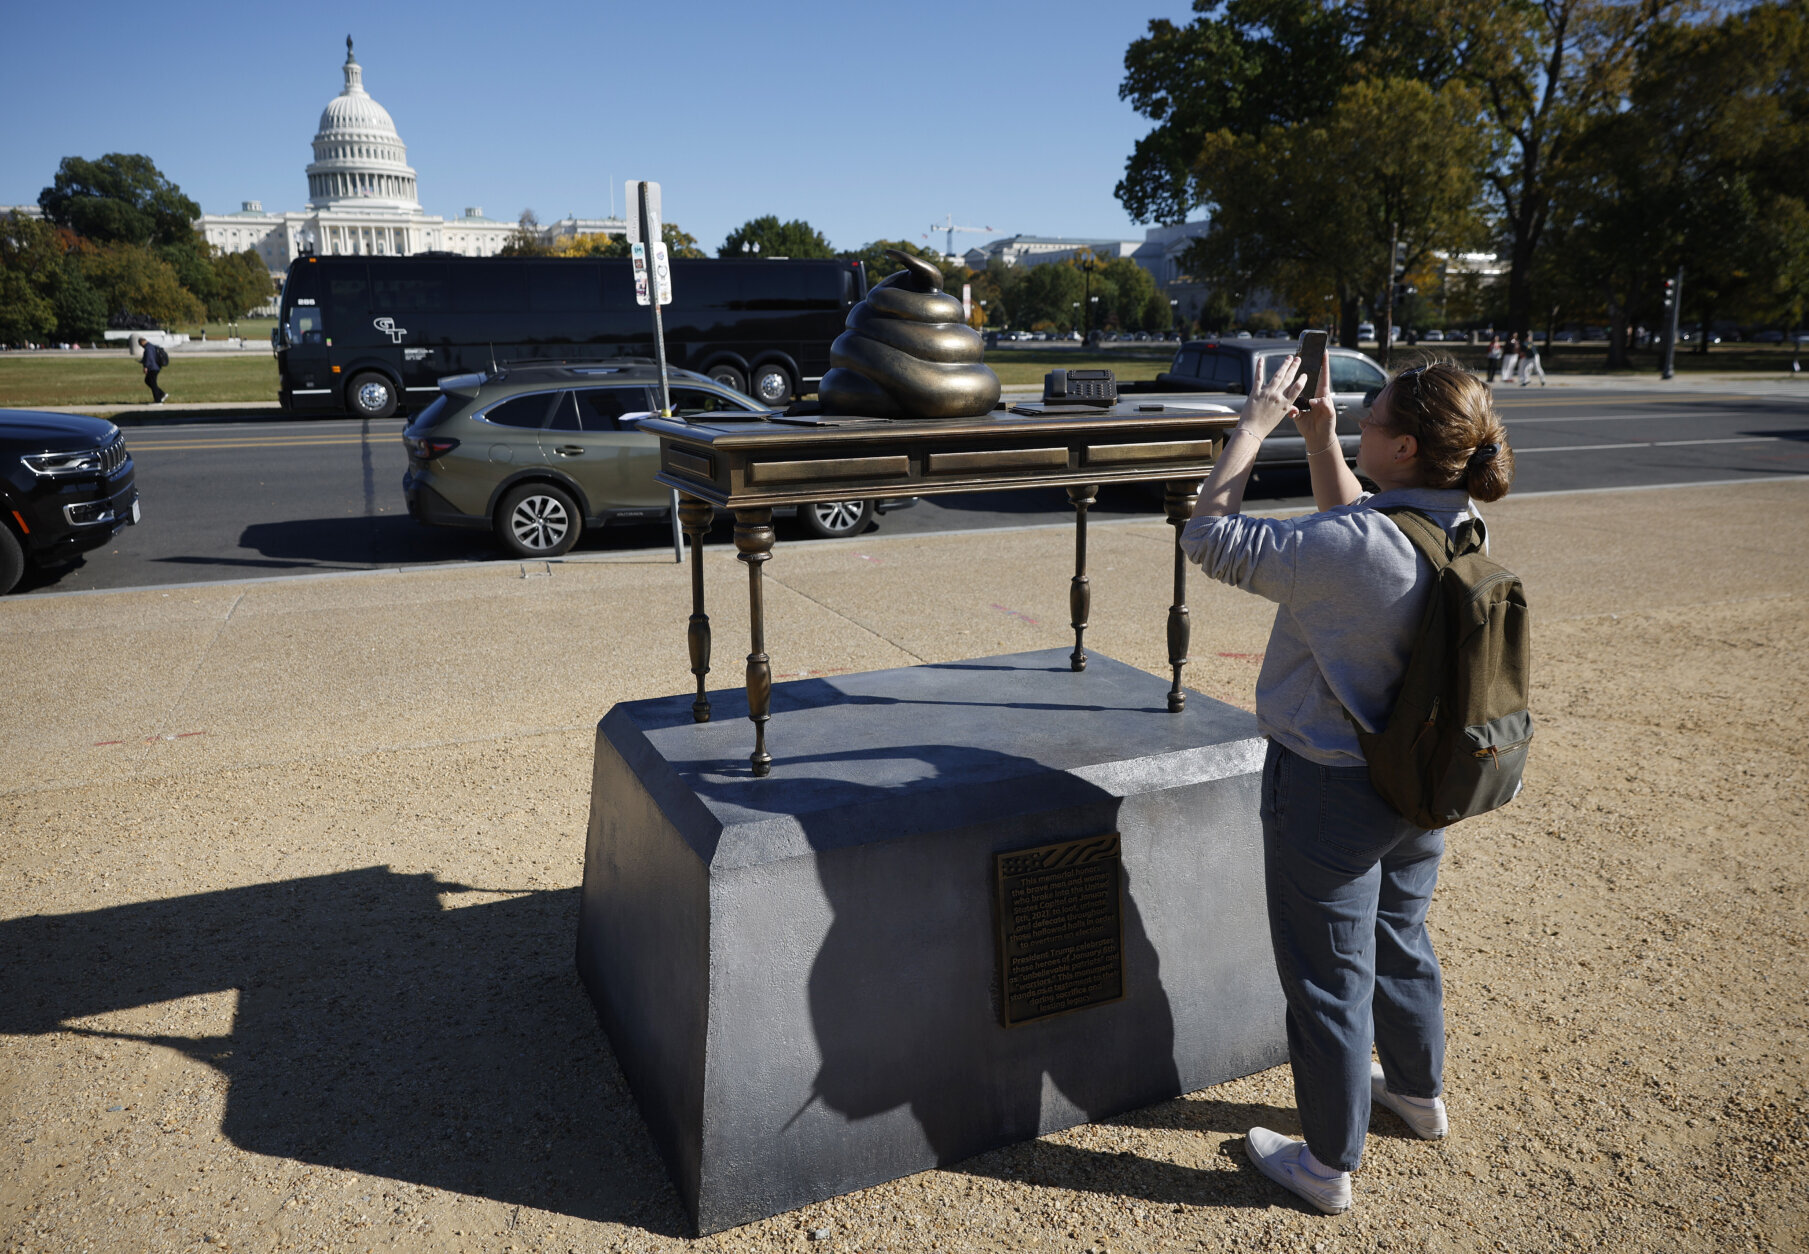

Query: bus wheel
[
  {"left": 496, "top": 483, "right": 581, "bottom": 558},
  {"left": 707, "top": 363, "right": 748, "bottom": 395},
  {"left": 750, "top": 363, "right": 793, "bottom": 406},
  {"left": 348, "top": 372, "right": 399, "bottom": 420},
  {"left": 798, "top": 499, "right": 873, "bottom": 540}
]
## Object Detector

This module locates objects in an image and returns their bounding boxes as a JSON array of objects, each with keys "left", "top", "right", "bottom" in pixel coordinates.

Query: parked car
[
  {"left": 1357, "top": 322, "right": 1376, "bottom": 342},
  {"left": 1422, "top": 329, "right": 1445, "bottom": 342},
  {"left": 0, "top": 409, "right": 139, "bottom": 594},
  {"left": 401, "top": 362, "right": 911, "bottom": 558},
  {"left": 1753, "top": 330, "right": 1785, "bottom": 343},
  {"left": 1143, "top": 338, "right": 1388, "bottom": 467}
]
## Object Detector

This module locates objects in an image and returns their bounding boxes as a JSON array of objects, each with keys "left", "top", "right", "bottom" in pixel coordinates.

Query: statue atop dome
[{"left": 305, "top": 39, "right": 419, "bottom": 211}]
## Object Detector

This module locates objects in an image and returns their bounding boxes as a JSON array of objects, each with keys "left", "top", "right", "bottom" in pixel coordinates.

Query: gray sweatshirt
[{"left": 1179, "top": 486, "right": 1479, "bottom": 767}]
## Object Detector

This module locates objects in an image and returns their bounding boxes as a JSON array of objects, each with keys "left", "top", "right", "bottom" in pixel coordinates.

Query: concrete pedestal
[{"left": 577, "top": 649, "right": 1284, "bottom": 1234}]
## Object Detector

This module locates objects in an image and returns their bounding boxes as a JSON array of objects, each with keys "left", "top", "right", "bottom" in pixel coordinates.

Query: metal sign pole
[
  {"left": 629, "top": 180, "right": 684, "bottom": 562},
  {"left": 638, "top": 182, "right": 673, "bottom": 420}
]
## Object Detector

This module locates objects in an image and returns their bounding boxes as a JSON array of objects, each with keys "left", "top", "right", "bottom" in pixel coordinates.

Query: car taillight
[{"left": 415, "top": 437, "right": 460, "bottom": 458}]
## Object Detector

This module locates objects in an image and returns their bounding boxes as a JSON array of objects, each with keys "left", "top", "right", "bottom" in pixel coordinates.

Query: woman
[{"left": 1179, "top": 354, "right": 1514, "bottom": 1214}]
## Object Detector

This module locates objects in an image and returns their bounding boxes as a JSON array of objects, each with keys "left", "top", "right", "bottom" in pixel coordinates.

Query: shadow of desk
[{"left": 644, "top": 401, "right": 1239, "bottom": 776}]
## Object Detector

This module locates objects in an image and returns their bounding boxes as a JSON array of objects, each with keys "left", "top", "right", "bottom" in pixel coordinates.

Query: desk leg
[
  {"left": 1067, "top": 483, "right": 1098, "bottom": 672},
  {"left": 680, "top": 496, "right": 714, "bottom": 724},
  {"left": 734, "top": 507, "right": 776, "bottom": 776},
  {"left": 1164, "top": 479, "right": 1200, "bottom": 712}
]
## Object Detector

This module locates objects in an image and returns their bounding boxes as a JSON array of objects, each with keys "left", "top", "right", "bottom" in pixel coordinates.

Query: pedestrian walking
[
  {"left": 1519, "top": 338, "right": 1546, "bottom": 386},
  {"left": 1181, "top": 351, "right": 1515, "bottom": 1215},
  {"left": 138, "top": 336, "right": 168, "bottom": 404},
  {"left": 1485, "top": 334, "right": 1501, "bottom": 383},
  {"left": 1500, "top": 334, "right": 1520, "bottom": 384}
]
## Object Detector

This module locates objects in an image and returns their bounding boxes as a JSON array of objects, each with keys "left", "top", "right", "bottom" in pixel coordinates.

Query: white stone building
[{"left": 196, "top": 40, "right": 623, "bottom": 274}]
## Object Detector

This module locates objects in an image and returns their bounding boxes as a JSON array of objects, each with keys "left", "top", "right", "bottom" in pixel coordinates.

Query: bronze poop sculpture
[{"left": 818, "top": 250, "right": 1002, "bottom": 419}]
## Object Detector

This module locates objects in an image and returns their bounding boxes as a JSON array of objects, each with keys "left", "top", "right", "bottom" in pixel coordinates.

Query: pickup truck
[{"left": 1129, "top": 338, "right": 1389, "bottom": 468}]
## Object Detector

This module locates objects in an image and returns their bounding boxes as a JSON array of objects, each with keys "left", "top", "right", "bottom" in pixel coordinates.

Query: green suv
[{"left": 402, "top": 362, "right": 906, "bottom": 557}]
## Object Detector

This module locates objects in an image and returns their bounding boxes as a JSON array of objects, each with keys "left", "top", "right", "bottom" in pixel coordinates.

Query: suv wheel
[
  {"left": 797, "top": 499, "right": 874, "bottom": 540},
  {"left": 750, "top": 363, "right": 793, "bottom": 406},
  {"left": 496, "top": 482, "right": 581, "bottom": 558},
  {"left": 707, "top": 363, "right": 748, "bottom": 394},
  {"left": 0, "top": 524, "right": 23, "bottom": 595},
  {"left": 348, "top": 372, "right": 399, "bottom": 420}
]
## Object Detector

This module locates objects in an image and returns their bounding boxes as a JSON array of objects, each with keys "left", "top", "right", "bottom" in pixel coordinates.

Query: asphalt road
[{"left": 15, "top": 388, "right": 1808, "bottom": 595}]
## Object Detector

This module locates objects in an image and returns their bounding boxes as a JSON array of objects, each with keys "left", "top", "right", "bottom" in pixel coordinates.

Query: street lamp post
[{"left": 1071, "top": 301, "right": 1081, "bottom": 337}]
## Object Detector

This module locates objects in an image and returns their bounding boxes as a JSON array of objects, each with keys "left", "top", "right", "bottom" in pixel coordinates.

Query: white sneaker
[
  {"left": 1244, "top": 1126, "right": 1352, "bottom": 1214},
  {"left": 1370, "top": 1061, "right": 1448, "bottom": 1138}
]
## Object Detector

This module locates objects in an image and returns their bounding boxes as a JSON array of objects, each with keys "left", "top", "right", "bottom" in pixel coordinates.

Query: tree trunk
[
  {"left": 1606, "top": 304, "right": 1629, "bottom": 371},
  {"left": 1339, "top": 293, "right": 1361, "bottom": 349}
]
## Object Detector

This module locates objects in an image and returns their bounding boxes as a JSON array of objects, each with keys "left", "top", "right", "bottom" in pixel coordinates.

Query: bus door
[
  {"left": 536, "top": 386, "right": 666, "bottom": 517},
  {"left": 275, "top": 260, "right": 336, "bottom": 407}
]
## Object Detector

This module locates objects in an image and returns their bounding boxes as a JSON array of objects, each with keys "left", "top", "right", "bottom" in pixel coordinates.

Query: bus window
[
  {"left": 371, "top": 262, "right": 448, "bottom": 312},
  {"left": 456, "top": 262, "right": 526, "bottom": 313},
  {"left": 531, "top": 265, "right": 601, "bottom": 313},
  {"left": 572, "top": 386, "right": 655, "bottom": 430},
  {"left": 481, "top": 392, "right": 558, "bottom": 428},
  {"left": 675, "top": 263, "right": 731, "bottom": 310},
  {"left": 287, "top": 305, "right": 324, "bottom": 345},
  {"left": 324, "top": 270, "right": 369, "bottom": 328}
]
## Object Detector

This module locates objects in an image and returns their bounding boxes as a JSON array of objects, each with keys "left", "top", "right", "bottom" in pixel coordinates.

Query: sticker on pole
[{"left": 631, "top": 241, "right": 672, "bottom": 306}]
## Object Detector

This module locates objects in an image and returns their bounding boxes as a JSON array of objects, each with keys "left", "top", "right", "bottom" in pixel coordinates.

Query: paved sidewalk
[{"left": 3, "top": 478, "right": 1804, "bottom": 793}]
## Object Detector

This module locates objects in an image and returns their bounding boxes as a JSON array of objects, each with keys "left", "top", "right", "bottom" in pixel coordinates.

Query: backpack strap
[{"left": 1374, "top": 506, "right": 1486, "bottom": 568}]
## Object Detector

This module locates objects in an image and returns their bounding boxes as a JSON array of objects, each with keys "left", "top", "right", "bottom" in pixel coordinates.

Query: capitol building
[{"left": 196, "top": 40, "right": 622, "bottom": 273}]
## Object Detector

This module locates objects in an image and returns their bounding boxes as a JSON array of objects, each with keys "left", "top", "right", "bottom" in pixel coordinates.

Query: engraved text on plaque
[{"left": 994, "top": 834, "right": 1125, "bottom": 1026}]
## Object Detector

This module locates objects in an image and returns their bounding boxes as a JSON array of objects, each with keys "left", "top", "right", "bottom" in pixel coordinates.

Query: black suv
[{"left": 0, "top": 410, "right": 139, "bottom": 594}]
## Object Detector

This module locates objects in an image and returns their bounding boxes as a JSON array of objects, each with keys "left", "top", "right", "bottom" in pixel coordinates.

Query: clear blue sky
[{"left": 1, "top": 0, "right": 1196, "bottom": 255}]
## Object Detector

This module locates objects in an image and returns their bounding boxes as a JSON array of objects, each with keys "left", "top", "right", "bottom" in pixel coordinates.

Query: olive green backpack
[{"left": 1354, "top": 507, "right": 1533, "bottom": 829}]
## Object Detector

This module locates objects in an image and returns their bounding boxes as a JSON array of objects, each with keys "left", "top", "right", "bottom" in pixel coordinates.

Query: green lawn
[
  {"left": 0, "top": 353, "right": 280, "bottom": 407},
  {"left": 986, "top": 347, "right": 1175, "bottom": 387}
]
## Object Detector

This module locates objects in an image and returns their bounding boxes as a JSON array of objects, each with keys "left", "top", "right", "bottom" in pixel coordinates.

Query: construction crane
[{"left": 929, "top": 214, "right": 996, "bottom": 258}]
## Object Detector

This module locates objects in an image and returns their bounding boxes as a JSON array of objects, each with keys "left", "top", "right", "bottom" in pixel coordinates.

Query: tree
[
  {"left": 1443, "top": 0, "right": 1682, "bottom": 339},
  {"left": 209, "top": 249, "right": 275, "bottom": 320},
  {"left": 840, "top": 239, "right": 945, "bottom": 283},
  {"left": 719, "top": 215, "right": 834, "bottom": 259},
  {"left": 1114, "top": 0, "right": 1468, "bottom": 224},
  {"left": 501, "top": 209, "right": 551, "bottom": 257},
  {"left": 0, "top": 213, "right": 66, "bottom": 344},
  {"left": 1181, "top": 77, "right": 1488, "bottom": 347},
  {"left": 1116, "top": 0, "right": 1359, "bottom": 224},
  {"left": 38, "top": 154, "right": 200, "bottom": 247},
  {"left": 81, "top": 241, "right": 205, "bottom": 327},
  {"left": 549, "top": 221, "right": 706, "bottom": 259},
  {"left": 1542, "top": 2, "right": 1809, "bottom": 361}
]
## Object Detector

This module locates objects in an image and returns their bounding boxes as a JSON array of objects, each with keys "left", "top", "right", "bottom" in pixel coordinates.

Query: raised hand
[{"left": 1238, "top": 354, "right": 1308, "bottom": 439}]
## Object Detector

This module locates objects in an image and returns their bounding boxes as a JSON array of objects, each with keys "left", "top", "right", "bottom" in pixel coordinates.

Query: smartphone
[{"left": 1295, "top": 330, "right": 1329, "bottom": 409}]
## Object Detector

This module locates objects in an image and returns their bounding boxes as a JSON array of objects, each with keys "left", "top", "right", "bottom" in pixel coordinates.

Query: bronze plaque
[{"left": 995, "top": 834, "right": 1124, "bottom": 1027}]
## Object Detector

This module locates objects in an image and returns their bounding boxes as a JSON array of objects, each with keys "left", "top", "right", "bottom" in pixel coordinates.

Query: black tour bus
[{"left": 273, "top": 254, "right": 866, "bottom": 417}]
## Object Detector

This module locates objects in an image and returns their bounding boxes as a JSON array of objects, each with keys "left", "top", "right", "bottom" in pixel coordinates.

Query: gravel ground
[{"left": 2, "top": 517, "right": 1805, "bottom": 1253}]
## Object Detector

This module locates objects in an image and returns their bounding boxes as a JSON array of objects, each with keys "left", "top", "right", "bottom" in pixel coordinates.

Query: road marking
[
  {"left": 1505, "top": 411, "right": 1809, "bottom": 424},
  {"left": 1493, "top": 393, "right": 1807, "bottom": 407},
  {"left": 1515, "top": 436, "right": 1795, "bottom": 453}
]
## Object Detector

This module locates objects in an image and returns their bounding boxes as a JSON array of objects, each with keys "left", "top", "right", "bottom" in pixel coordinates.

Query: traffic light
[{"left": 1662, "top": 277, "right": 1676, "bottom": 310}]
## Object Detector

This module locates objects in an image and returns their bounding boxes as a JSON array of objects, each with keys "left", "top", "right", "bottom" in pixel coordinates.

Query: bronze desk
[{"left": 645, "top": 401, "right": 1239, "bottom": 776}]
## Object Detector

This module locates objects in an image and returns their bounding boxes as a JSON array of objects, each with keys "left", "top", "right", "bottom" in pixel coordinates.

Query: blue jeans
[{"left": 1260, "top": 740, "right": 1446, "bottom": 1172}]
